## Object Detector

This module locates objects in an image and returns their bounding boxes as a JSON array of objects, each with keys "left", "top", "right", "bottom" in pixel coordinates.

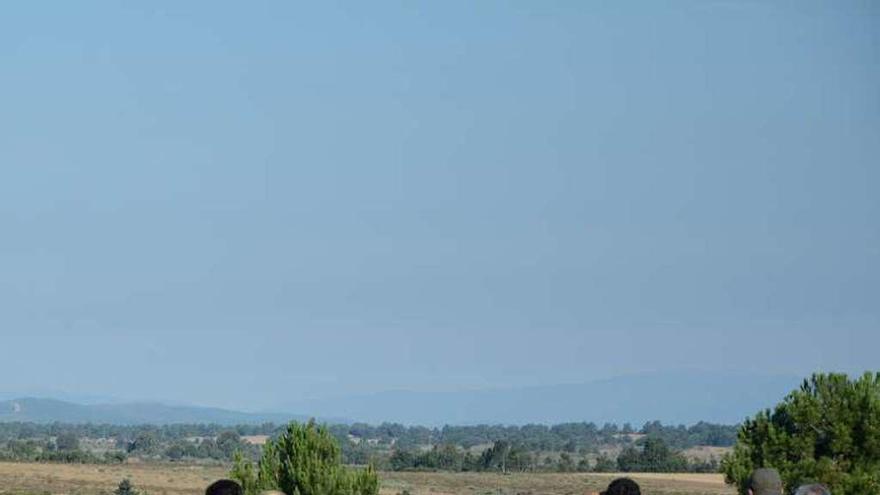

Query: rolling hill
[
  {"left": 0, "top": 397, "right": 305, "bottom": 425},
  {"left": 1, "top": 372, "right": 803, "bottom": 426}
]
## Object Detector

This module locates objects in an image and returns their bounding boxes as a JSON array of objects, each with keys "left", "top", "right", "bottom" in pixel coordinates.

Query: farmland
[{"left": 0, "top": 462, "right": 734, "bottom": 495}]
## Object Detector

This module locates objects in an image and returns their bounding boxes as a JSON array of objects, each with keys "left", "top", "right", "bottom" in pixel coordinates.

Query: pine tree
[
  {"left": 231, "top": 420, "right": 379, "bottom": 495},
  {"left": 722, "top": 372, "right": 880, "bottom": 495}
]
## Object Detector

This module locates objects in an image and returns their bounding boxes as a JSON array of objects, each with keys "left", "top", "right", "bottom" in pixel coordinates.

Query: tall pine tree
[{"left": 722, "top": 372, "right": 880, "bottom": 495}]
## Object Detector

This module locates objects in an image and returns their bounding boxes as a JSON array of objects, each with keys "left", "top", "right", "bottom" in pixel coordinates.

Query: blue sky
[{"left": 1, "top": 1, "right": 877, "bottom": 411}]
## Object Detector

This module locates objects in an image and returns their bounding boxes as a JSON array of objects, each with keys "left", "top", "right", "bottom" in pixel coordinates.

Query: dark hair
[
  {"left": 604, "top": 477, "right": 641, "bottom": 495},
  {"left": 794, "top": 484, "right": 831, "bottom": 495},
  {"left": 206, "top": 480, "right": 243, "bottom": 495}
]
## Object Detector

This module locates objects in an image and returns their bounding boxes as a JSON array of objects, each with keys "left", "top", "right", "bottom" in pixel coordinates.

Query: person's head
[
  {"left": 794, "top": 484, "right": 831, "bottom": 495},
  {"left": 601, "top": 477, "right": 640, "bottom": 495},
  {"left": 206, "top": 479, "right": 243, "bottom": 495},
  {"left": 747, "top": 468, "right": 783, "bottom": 495}
]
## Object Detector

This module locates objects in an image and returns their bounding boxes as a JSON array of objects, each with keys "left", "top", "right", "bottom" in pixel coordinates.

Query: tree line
[
  {"left": 385, "top": 436, "right": 719, "bottom": 473},
  {"left": 0, "top": 419, "right": 733, "bottom": 473}
]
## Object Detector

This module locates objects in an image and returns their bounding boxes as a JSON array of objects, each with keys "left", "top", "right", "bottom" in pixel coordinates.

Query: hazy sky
[{"left": 1, "top": 1, "right": 877, "bottom": 411}]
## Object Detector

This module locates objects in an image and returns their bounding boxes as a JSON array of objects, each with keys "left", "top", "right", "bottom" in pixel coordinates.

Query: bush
[
  {"left": 231, "top": 420, "right": 379, "bottom": 495},
  {"left": 104, "top": 451, "right": 128, "bottom": 464},
  {"left": 55, "top": 432, "right": 80, "bottom": 451},
  {"left": 722, "top": 372, "right": 880, "bottom": 495},
  {"left": 591, "top": 454, "right": 615, "bottom": 472},
  {"left": 115, "top": 479, "right": 138, "bottom": 495},
  {"left": 616, "top": 437, "right": 688, "bottom": 472}
]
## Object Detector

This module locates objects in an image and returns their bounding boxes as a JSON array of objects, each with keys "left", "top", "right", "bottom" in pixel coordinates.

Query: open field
[
  {"left": 382, "top": 471, "right": 735, "bottom": 495},
  {"left": 0, "top": 462, "right": 226, "bottom": 495},
  {"left": 0, "top": 462, "right": 734, "bottom": 495}
]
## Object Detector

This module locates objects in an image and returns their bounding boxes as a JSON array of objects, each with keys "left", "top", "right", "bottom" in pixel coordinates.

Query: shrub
[{"left": 115, "top": 479, "right": 138, "bottom": 495}]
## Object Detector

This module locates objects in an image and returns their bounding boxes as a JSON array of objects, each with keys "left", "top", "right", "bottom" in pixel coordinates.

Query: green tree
[
  {"left": 55, "top": 432, "right": 80, "bottom": 451},
  {"left": 217, "top": 430, "right": 243, "bottom": 459},
  {"left": 165, "top": 442, "right": 190, "bottom": 461},
  {"left": 127, "top": 431, "right": 159, "bottom": 455},
  {"left": 616, "top": 446, "right": 642, "bottom": 472},
  {"left": 722, "top": 372, "right": 880, "bottom": 495},
  {"left": 231, "top": 420, "right": 379, "bottom": 495},
  {"left": 556, "top": 452, "right": 575, "bottom": 472},
  {"left": 431, "top": 444, "right": 464, "bottom": 471},
  {"left": 479, "top": 440, "right": 511, "bottom": 472},
  {"left": 389, "top": 450, "right": 415, "bottom": 471},
  {"left": 8, "top": 439, "right": 39, "bottom": 460},
  {"left": 505, "top": 445, "right": 534, "bottom": 472},
  {"left": 617, "top": 437, "right": 687, "bottom": 472},
  {"left": 641, "top": 437, "right": 687, "bottom": 471},
  {"left": 593, "top": 454, "right": 616, "bottom": 472}
]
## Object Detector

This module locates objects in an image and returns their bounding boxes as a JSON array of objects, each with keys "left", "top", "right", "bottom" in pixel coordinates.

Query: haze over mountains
[
  {"left": 280, "top": 371, "right": 802, "bottom": 426},
  {"left": 1, "top": 372, "right": 802, "bottom": 426},
  {"left": 0, "top": 398, "right": 306, "bottom": 425}
]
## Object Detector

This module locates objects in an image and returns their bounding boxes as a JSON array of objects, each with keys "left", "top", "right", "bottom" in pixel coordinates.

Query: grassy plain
[{"left": 0, "top": 462, "right": 735, "bottom": 495}]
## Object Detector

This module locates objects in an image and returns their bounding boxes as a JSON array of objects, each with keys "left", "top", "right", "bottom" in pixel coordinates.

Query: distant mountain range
[
  {"left": 0, "top": 397, "right": 307, "bottom": 425},
  {"left": 281, "top": 371, "right": 804, "bottom": 426},
  {"left": 1, "top": 372, "right": 804, "bottom": 426}
]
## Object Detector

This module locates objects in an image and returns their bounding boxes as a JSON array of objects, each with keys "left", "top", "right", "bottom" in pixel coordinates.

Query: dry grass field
[
  {"left": 0, "top": 462, "right": 735, "bottom": 495},
  {"left": 381, "top": 471, "right": 735, "bottom": 495},
  {"left": 0, "top": 462, "right": 227, "bottom": 495}
]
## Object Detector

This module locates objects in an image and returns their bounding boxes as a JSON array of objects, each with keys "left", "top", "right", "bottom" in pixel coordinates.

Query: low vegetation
[
  {"left": 114, "top": 478, "right": 139, "bottom": 495},
  {"left": 0, "top": 420, "right": 734, "bottom": 473}
]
